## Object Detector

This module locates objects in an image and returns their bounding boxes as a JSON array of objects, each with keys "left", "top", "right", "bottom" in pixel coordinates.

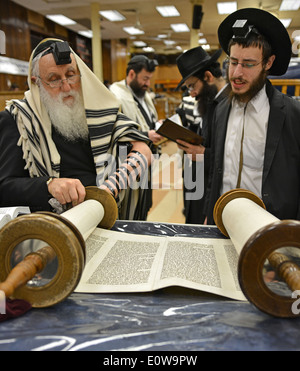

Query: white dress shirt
[{"left": 222, "top": 85, "right": 270, "bottom": 198}]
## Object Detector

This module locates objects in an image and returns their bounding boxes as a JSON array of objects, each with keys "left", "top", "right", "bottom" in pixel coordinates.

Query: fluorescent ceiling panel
[
  {"left": 279, "top": 0, "right": 300, "bottom": 11},
  {"left": 123, "top": 27, "right": 145, "bottom": 36},
  {"left": 133, "top": 41, "right": 147, "bottom": 47},
  {"left": 164, "top": 40, "right": 176, "bottom": 46},
  {"left": 217, "top": 2, "right": 237, "bottom": 15},
  {"left": 171, "top": 23, "right": 190, "bottom": 33},
  {"left": 78, "top": 30, "right": 93, "bottom": 38},
  {"left": 100, "top": 10, "right": 126, "bottom": 22},
  {"left": 199, "top": 38, "right": 208, "bottom": 44},
  {"left": 46, "top": 14, "right": 76, "bottom": 26},
  {"left": 280, "top": 18, "right": 292, "bottom": 27},
  {"left": 156, "top": 6, "right": 180, "bottom": 17},
  {"left": 143, "top": 47, "right": 155, "bottom": 52}
]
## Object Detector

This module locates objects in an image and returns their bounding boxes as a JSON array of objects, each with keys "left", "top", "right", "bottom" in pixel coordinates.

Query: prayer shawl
[
  {"left": 110, "top": 79, "right": 158, "bottom": 133},
  {"left": 5, "top": 39, "right": 149, "bottom": 215}
]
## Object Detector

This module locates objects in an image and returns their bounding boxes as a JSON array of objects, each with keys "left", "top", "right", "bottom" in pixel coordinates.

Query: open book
[
  {"left": 0, "top": 207, "right": 31, "bottom": 229},
  {"left": 75, "top": 227, "right": 246, "bottom": 301}
]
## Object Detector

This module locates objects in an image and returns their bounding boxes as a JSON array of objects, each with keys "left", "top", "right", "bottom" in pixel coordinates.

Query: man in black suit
[
  {"left": 175, "top": 46, "right": 228, "bottom": 224},
  {"left": 205, "top": 8, "right": 300, "bottom": 224}
]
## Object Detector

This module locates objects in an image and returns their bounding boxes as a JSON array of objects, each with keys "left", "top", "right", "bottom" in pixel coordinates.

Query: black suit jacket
[
  {"left": 201, "top": 84, "right": 231, "bottom": 175},
  {"left": 184, "top": 85, "right": 230, "bottom": 224},
  {"left": 206, "top": 80, "right": 300, "bottom": 224}
]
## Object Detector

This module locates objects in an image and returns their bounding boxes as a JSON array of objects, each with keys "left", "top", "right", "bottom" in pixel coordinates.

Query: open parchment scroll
[{"left": 75, "top": 225, "right": 246, "bottom": 301}]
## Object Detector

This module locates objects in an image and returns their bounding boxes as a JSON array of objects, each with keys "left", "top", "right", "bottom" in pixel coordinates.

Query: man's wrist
[{"left": 46, "top": 177, "right": 56, "bottom": 188}]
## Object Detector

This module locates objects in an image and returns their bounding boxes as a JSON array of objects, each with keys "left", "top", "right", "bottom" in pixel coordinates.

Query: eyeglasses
[
  {"left": 38, "top": 74, "right": 81, "bottom": 88},
  {"left": 186, "top": 79, "right": 200, "bottom": 93},
  {"left": 226, "top": 57, "right": 263, "bottom": 69}
]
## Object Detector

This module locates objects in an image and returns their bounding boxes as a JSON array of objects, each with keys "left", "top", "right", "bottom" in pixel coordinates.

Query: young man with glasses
[
  {"left": 0, "top": 39, "right": 151, "bottom": 218},
  {"left": 205, "top": 8, "right": 300, "bottom": 224}
]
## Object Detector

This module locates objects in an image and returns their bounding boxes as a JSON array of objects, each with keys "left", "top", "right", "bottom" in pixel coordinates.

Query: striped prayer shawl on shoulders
[
  {"left": 6, "top": 99, "right": 149, "bottom": 187},
  {"left": 5, "top": 37, "right": 149, "bottom": 185}
]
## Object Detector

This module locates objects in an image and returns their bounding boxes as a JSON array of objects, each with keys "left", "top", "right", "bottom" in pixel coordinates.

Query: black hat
[
  {"left": 176, "top": 46, "right": 222, "bottom": 90},
  {"left": 218, "top": 8, "right": 292, "bottom": 76}
]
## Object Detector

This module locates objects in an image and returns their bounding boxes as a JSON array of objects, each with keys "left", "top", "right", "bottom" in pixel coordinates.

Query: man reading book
[{"left": 175, "top": 46, "right": 228, "bottom": 224}]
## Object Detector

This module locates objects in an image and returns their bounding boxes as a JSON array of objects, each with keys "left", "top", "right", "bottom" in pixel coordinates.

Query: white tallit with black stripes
[{"left": 5, "top": 39, "right": 148, "bottom": 187}]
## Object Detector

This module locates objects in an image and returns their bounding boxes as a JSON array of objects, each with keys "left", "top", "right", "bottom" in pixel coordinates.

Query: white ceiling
[{"left": 12, "top": 0, "right": 300, "bottom": 54}]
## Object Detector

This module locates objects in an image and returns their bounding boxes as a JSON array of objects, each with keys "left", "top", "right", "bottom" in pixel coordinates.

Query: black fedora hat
[
  {"left": 218, "top": 8, "right": 292, "bottom": 76},
  {"left": 176, "top": 46, "right": 222, "bottom": 90}
]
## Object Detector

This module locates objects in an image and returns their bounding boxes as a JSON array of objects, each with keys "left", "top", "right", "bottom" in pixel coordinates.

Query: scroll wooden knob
[
  {"left": 0, "top": 246, "right": 56, "bottom": 298},
  {"left": 214, "top": 189, "right": 300, "bottom": 318},
  {"left": 0, "top": 187, "right": 118, "bottom": 308}
]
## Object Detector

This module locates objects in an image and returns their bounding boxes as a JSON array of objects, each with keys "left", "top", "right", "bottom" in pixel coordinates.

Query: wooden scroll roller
[
  {"left": 214, "top": 189, "right": 300, "bottom": 318},
  {"left": 0, "top": 187, "right": 118, "bottom": 308}
]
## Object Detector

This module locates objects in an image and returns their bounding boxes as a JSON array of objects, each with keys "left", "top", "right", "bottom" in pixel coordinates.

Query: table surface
[{"left": 0, "top": 221, "right": 300, "bottom": 351}]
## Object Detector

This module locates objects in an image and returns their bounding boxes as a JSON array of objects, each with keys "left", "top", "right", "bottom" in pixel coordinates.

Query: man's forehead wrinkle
[
  {"left": 46, "top": 66, "right": 76, "bottom": 78},
  {"left": 39, "top": 54, "right": 78, "bottom": 78}
]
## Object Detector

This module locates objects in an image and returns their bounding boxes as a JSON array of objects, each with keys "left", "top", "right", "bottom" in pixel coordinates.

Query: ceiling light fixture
[
  {"left": 46, "top": 14, "right": 77, "bottom": 26},
  {"left": 164, "top": 40, "right": 176, "bottom": 46},
  {"left": 279, "top": 0, "right": 300, "bottom": 11},
  {"left": 156, "top": 6, "right": 180, "bottom": 17},
  {"left": 199, "top": 38, "right": 208, "bottom": 44},
  {"left": 78, "top": 30, "right": 93, "bottom": 38},
  {"left": 133, "top": 41, "right": 147, "bottom": 47},
  {"left": 123, "top": 27, "right": 145, "bottom": 36},
  {"left": 217, "top": 2, "right": 237, "bottom": 15},
  {"left": 143, "top": 47, "right": 155, "bottom": 52},
  {"left": 171, "top": 24, "right": 190, "bottom": 33},
  {"left": 280, "top": 18, "right": 292, "bottom": 28},
  {"left": 99, "top": 10, "right": 126, "bottom": 22}
]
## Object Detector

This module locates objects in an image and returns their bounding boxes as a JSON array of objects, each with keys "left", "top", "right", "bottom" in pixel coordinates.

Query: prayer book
[
  {"left": 0, "top": 207, "right": 31, "bottom": 229},
  {"left": 157, "top": 118, "right": 203, "bottom": 146}
]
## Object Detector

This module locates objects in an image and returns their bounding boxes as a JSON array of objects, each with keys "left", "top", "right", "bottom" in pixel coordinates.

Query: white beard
[{"left": 39, "top": 84, "right": 89, "bottom": 142}]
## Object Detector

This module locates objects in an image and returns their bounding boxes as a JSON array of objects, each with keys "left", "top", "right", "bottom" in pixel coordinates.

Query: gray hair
[{"left": 31, "top": 52, "right": 43, "bottom": 79}]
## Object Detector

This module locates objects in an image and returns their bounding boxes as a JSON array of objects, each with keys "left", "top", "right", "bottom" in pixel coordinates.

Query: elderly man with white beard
[{"left": 0, "top": 39, "right": 151, "bottom": 218}]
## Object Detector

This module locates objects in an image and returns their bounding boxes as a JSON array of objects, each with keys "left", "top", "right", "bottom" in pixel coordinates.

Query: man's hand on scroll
[
  {"left": 47, "top": 178, "right": 86, "bottom": 207},
  {"left": 176, "top": 140, "right": 205, "bottom": 162}
]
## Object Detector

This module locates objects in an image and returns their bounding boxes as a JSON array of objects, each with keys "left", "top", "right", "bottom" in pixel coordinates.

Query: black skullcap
[
  {"left": 33, "top": 40, "right": 59, "bottom": 60},
  {"left": 128, "top": 55, "right": 158, "bottom": 72},
  {"left": 32, "top": 40, "right": 72, "bottom": 65}
]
